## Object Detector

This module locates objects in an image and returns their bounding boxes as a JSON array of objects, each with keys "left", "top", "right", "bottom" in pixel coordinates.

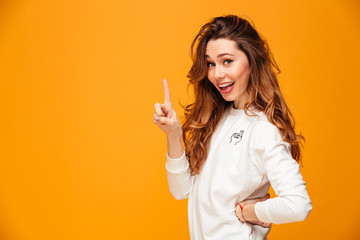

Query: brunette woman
[{"left": 153, "top": 15, "right": 312, "bottom": 240}]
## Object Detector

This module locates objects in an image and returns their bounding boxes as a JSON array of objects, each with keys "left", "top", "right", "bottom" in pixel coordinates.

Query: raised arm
[
  {"left": 153, "top": 78, "right": 193, "bottom": 200},
  {"left": 153, "top": 78, "right": 183, "bottom": 158}
]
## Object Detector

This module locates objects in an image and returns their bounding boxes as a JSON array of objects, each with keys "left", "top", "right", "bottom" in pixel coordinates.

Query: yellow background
[{"left": 0, "top": 0, "right": 359, "bottom": 239}]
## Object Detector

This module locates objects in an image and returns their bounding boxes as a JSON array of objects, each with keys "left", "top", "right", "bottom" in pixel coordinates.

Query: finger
[
  {"left": 260, "top": 222, "right": 271, "bottom": 228},
  {"left": 239, "top": 199, "right": 258, "bottom": 205},
  {"left": 154, "top": 103, "right": 165, "bottom": 116},
  {"left": 163, "top": 78, "right": 172, "bottom": 105},
  {"left": 259, "top": 193, "right": 270, "bottom": 201},
  {"left": 156, "top": 116, "right": 172, "bottom": 125},
  {"left": 153, "top": 115, "right": 167, "bottom": 124},
  {"left": 153, "top": 114, "right": 160, "bottom": 123},
  {"left": 240, "top": 198, "right": 266, "bottom": 205},
  {"left": 242, "top": 193, "right": 270, "bottom": 204}
]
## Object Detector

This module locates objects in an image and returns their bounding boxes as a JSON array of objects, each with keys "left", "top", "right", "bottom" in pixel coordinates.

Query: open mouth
[{"left": 218, "top": 82, "right": 235, "bottom": 93}]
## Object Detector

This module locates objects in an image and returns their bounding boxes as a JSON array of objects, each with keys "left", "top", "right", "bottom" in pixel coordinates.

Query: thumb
[{"left": 157, "top": 116, "right": 173, "bottom": 125}]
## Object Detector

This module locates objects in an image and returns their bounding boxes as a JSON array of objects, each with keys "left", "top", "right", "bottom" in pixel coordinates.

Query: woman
[{"left": 153, "top": 15, "right": 312, "bottom": 240}]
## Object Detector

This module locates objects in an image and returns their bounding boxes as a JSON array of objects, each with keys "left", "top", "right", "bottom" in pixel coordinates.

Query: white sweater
[{"left": 165, "top": 107, "right": 312, "bottom": 240}]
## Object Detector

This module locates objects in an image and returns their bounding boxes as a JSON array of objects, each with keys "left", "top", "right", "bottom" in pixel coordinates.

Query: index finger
[{"left": 163, "top": 78, "right": 172, "bottom": 105}]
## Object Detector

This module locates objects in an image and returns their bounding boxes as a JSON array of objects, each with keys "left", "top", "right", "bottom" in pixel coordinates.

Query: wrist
[
  {"left": 237, "top": 203, "right": 248, "bottom": 222},
  {"left": 167, "top": 131, "right": 184, "bottom": 159},
  {"left": 243, "top": 204, "right": 257, "bottom": 222},
  {"left": 167, "top": 130, "right": 183, "bottom": 140}
]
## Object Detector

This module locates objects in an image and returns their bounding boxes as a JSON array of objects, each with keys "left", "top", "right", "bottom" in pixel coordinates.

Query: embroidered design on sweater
[{"left": 230, "top": 130, "right": 245, "bottom": 145}]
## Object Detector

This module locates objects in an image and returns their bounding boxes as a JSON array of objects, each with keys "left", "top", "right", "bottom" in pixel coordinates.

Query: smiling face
[{"left": 206, "top": 38, "right": 251, "bottom": 109}]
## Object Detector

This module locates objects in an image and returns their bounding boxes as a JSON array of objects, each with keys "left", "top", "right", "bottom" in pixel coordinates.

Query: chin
[{"left": 221, "top": 95, "right": 236, "bottom": 102}]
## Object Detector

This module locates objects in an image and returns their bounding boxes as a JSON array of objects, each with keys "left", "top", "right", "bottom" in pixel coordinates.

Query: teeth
[{"left": 219, "top": 82, "right": 234, "bottom": 88}]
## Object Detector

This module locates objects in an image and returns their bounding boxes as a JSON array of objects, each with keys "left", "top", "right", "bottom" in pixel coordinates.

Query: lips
[{"left": 218, "top": 82, "right": 235, "bottom": 93}]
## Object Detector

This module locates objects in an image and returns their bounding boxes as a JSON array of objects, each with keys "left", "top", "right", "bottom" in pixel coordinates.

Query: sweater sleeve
[
  {"left": 250, "top": 121, "right": 312, "bottom": 224},
  {"left": 165, "top": 151, "right": 194, "bottom": 200}
]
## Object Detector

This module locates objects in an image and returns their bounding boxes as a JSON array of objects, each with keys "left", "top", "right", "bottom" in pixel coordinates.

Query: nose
[{"left": 214, "top": 65, "right": 225, "bottom": 79}]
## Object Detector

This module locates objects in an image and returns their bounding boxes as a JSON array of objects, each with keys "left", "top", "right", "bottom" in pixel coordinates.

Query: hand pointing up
[{"left": 153, "top": 78, "right": 182, "bottom": 137}]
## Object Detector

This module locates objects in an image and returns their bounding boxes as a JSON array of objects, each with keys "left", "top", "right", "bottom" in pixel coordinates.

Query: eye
[
  {"left": 224, "top": 59, "right": 233, "bottom": 65},
  {"left": 207, "top": 62, "right": 215, "bottom": 68}
]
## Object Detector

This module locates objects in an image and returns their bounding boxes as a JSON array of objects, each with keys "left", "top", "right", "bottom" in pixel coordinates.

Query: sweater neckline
[{"left": 229, "top": 106, "right": 246, "bottom": 116}]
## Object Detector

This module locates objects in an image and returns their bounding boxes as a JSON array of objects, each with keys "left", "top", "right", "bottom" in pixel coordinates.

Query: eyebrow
[{"left": 205, "top": 53, "right": 235, "bottom": 59}]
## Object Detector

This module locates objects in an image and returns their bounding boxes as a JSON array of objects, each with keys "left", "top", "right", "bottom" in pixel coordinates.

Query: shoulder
[
  {"left": 245, "top": 111, "right": 289, "bottom": 149},
  {"left": 246, "top": 111, "right": 279, "bottom": 136},
  {"left": 245, "top": 112, "right": 293, "bottom": 171}
]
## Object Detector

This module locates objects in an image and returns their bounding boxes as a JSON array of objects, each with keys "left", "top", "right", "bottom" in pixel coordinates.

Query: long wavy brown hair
[{"left": 182, "top": 15, "right": 304, "bottom": 175}]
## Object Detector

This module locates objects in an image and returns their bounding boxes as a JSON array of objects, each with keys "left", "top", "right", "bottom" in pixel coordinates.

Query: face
[{"left": 205, "top": 38, "right": 250, "bottom": 109}]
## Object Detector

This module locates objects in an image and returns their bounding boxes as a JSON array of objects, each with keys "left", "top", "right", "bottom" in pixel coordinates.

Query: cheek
[{"left": 232, "top": 65, "right": 250, "bottom": 83}]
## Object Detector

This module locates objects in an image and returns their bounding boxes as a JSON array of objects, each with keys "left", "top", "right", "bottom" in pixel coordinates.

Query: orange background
[{"left": 0, "top": 0, "right": 359, "bottom": 239}]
